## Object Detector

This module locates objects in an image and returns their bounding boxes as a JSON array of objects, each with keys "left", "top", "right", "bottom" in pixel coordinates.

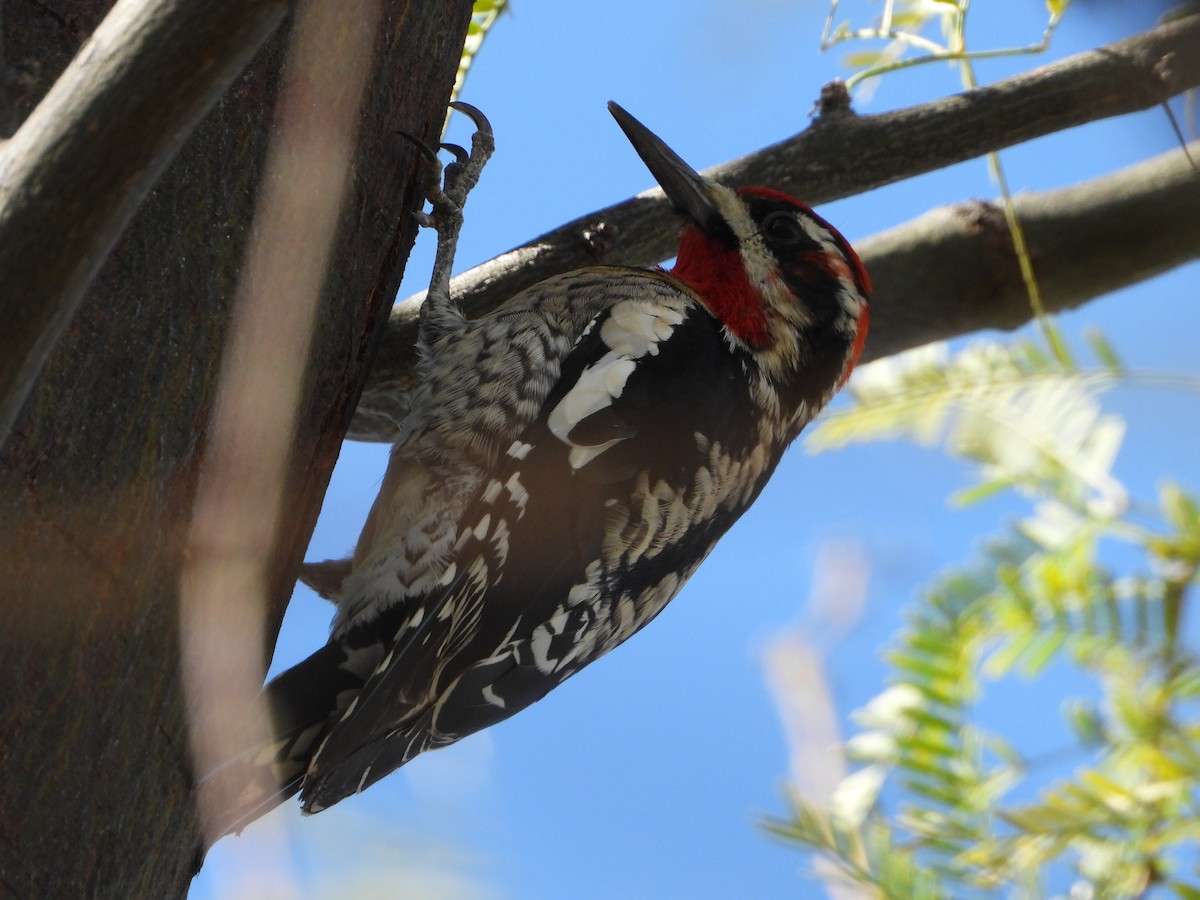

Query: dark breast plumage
[{"left": 300, "top": 266, "right": 798, "bottom": 811}]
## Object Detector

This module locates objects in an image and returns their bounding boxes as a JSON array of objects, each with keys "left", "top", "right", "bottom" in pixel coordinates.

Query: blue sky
[{"left": 195, "top": 2, "right": 1198, "bottom": 897}]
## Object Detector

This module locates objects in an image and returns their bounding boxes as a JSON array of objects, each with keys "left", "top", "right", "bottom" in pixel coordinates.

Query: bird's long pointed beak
[{"left": 608, "top": 101, "right": 725, "bottom": 237}]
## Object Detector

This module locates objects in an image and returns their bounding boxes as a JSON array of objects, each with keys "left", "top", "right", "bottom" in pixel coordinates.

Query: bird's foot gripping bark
[{"left": 403, "top": 101, "right": 494, "bottom": 341}]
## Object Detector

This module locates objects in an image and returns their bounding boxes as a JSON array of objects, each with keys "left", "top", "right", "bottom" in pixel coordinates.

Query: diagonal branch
[
  {"left": 857, "top": 141, "right": 1200, "bottom": 363},
  {"left": 0, "top": 0, "right": 292, "bottom": 446},
  {"left": 350, "top": 12, "right": 1200, "bottom": 441}
]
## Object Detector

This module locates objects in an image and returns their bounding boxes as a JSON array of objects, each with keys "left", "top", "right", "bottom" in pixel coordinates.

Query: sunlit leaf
[
  {"left": 843, "top": 51, "right": 886, "bottom": 69},
  {"left": 1063, "top": 699, "right": 1106, "bottom": 746},
  {"left": 451, "top": 0, "right": 509, "bottom": 106},
  {"left": 1085, "top": 328, "right": 1123, "bottom": 373},
  {"left": 830, "top": 765, "right": 888, "bottom": 828},
  {"left": 1046, "top": 0, "right": 1071, "bottom": 19}
]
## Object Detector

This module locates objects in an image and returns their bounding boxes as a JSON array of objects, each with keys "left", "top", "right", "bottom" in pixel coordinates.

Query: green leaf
[
  {"left": 1063, "top": 699, "right": 1106, "bottom": 746},
  {"left": 1018, "top": 626, "right": 1067, "bottom": 676},
  {"left": 843, "top": 51, "right": 886, "bottom": 69},
  {"left": 949, "top": 477, "right": 1014, "bottom": 507},
  {"left": 1085, "top": 328, "right": 1123, "bottom": 373},
  {"left": 1161, "top": 482, "right": 1200, "bottom": 534},
  {"left": 983, "top": 631, "right": 1032, "bottom": 679},
  {"left": 452, "top": 0, "right": 509, "bottom": 106},
  {"left": 1046, "top": 0, "right": 1071, "bottom": 19}
]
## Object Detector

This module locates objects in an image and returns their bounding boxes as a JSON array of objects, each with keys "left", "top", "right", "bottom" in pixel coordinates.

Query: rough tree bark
[
  {"left": 0, "top": 0, "right": 475, "bottom": 896},
  {"left": 0, "top": 0, "right": 291, "bottom": 443}
]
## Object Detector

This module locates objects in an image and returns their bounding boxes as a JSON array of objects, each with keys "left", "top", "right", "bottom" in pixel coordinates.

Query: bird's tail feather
[{"left": 200, "top": 642, "right": 368, "bottom": 838}]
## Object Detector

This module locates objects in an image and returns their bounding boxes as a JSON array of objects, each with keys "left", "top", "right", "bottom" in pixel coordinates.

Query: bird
[{"left": 212, "top": 100, "right": 870, "bottom": 835}]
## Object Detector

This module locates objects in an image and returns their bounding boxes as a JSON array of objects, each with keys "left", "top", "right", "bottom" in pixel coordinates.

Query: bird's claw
[
  {"left": 439, "top": 143, "right": 469, "bottom": 165},
  {"left": 448, "top": 101, "right": 492, "bottom": 137},
  {"left": 398, "top": 103, "right": 493, "bottom": 208},
  {"left": 398, "top": 103, "right": 494, "bottom": 230},
  {"left": 440, "top": 102, "right": 494, "bottom": 209},
  {"left": 398, "top": 102, "right": 495, "bottom": 341}
]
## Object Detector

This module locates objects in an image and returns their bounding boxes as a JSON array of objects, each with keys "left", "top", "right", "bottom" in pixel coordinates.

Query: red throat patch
[
  {"left": 840, "top": 304, "right": 870, "bottom": 389},
  {"left": 670, "top": 225, "right": 772, "bottom": 347}
]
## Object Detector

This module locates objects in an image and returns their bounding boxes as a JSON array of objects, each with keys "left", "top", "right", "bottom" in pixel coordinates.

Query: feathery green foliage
[
  {"left": 820, "top": 0, "right": 1069, "bottom": 91},
  {"left": 452, "top": 0, "right": 510, "bottom": 105},
  {"left": 772, "top": 7, "right": 1200, "bottom": 895},
  {"left": 811, "top": 338, "right": 1127, "bottom": 514},
  {"left": 768, "top": 338, "right": 1200, "bottom": 898}
]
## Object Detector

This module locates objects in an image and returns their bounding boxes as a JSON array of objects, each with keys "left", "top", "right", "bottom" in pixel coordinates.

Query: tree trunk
[{"left": 0, "top": 0, "right": 474, "bottom": 895}]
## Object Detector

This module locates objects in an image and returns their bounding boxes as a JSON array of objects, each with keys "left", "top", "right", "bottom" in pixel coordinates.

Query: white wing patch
[
  {"left": 504, "top": 472, "right": 529, "bottom": 515},
  {"left": 547, "top": 297, "right": 689, "bottom": 470},
  {"left": 599, "top": 298, "right": 684, "bottom": 355},
  {"left": 506, "top": 440, "right": 533, "bottom": 460}
]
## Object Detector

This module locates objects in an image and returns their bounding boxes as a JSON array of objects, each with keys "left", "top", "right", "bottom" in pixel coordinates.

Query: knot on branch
[
  {"left": 812, "top": 80, "right": 854, "bottom": 122},
  {"left": 956, "top": 198, "right": 1028, "bottom": 299},
  {"left": 579, "top": 220, "right": 619, "bottom": 261},
  {"left": 1153, "top": 50, "right": 1180, "bottom": 91},
  {"left": 958, "top": 198, "right": 1005, "bottom": 236}
]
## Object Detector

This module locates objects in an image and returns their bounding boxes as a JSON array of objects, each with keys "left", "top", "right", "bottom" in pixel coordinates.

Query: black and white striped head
[{"left": 608, "top": 102, "right": 870, "bottom": 403}]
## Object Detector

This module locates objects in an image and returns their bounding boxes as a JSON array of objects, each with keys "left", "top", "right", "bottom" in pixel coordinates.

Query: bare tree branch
[
  {"left": 351, "top": 12, "right": 1200, "bottom": 440},
  {"left": 0, "top": 0, "right": 291, "bottom": 445},
  {"left": 859, "top": 140, "right": 1200, "bottom": 363}
]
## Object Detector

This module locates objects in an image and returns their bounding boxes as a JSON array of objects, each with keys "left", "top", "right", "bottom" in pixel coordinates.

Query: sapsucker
[{"left": 214, "top": 101, "right": 870, "bottom": 834}]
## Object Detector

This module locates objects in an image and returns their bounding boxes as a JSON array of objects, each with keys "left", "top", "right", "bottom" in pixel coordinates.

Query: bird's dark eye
[{"left": 762, "top": 211, "right": 804, "bottom": 245}]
